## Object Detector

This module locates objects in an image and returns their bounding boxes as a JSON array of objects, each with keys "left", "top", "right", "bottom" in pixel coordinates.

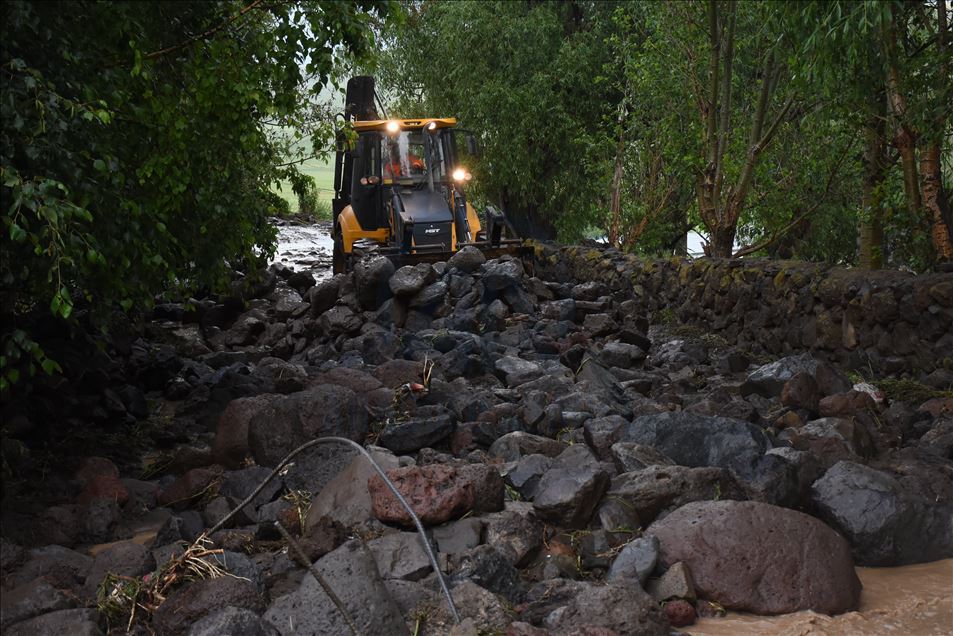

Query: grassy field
[{"left": 273, "top": 156, "right": 336, "bottom": 212}]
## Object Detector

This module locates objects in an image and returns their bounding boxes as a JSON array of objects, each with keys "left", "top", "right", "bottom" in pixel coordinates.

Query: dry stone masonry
[{"left": 531, "top": 244, "right": 953, "bottom": 378}]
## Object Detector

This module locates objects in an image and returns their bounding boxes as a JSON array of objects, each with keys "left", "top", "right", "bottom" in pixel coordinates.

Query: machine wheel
[{"left": 332, "top": 226, "right": 347, "bottom": 274}]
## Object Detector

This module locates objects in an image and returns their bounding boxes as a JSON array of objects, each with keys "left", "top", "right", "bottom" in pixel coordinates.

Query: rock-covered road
[{"left": 1, "top": 237, "right": 951, "bottom": 635}]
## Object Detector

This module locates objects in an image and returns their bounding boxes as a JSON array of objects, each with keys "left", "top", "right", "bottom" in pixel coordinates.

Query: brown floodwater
[{"left": 687, "top": 559, "right": 953, "bottom": 636}]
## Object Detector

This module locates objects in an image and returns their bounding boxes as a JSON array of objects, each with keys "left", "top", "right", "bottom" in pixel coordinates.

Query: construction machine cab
[{"left": 331, "top": 77, "right": 522, "bottom": 273}]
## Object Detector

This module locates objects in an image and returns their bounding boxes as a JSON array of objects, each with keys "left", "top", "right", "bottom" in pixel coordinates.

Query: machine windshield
[{"left": 381, "top": 131, "right": 446, "bottom": 186}]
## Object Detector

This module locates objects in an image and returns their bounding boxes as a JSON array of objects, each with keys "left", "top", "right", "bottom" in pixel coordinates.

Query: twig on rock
[
  {"left": 275, "top": 520, "right": 359, "bottom": 636},
  {"left": 204, "top": 436, "right": 461, "bottom": 624}
]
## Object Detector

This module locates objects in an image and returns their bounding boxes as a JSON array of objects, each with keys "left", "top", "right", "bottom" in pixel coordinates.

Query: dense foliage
[
  {"left": 1, "top": 0, "right": 388, "bottom": 389},
  {"left": 376, "top": 0, "right": 950, "bottom": 263}
]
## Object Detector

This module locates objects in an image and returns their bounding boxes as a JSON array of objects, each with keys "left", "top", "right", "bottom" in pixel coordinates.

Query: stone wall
[{"left": 529, "top": 244, "right": 953, "bottom": 377}]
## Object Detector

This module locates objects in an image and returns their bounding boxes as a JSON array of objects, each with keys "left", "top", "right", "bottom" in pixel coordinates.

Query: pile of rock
[{"left": 2, "top": 246, "right": 952, "bottom": 635}]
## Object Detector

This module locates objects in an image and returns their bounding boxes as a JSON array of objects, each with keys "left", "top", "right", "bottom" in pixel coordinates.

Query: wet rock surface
[{"left": 2, "top": 228, "right": 951, "bottom": 634}]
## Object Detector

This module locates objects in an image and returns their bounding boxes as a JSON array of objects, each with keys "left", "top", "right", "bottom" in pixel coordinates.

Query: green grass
[{"left": 273, "top": 156, "right": 336, "bottom": 212}]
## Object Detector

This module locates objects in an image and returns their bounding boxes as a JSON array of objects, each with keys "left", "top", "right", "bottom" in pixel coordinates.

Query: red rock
[
  {"left": 918, "top": 397, "right": 953, "bottom": 418},
  {"left": 819, "top": 390, "right": 877, "bottom": 418},
  {"left": 648, "top": 500, "right": 861, "bottom": 615},
  {"left": 369, "top": 464, "right": 475, "bottom": 527},
  {"left": 212, "top": 395, "right": 279, "bottom": 469},
  {"left": 664, "top": 599, "right": 696, "bottom": 628},
  {"left": 780, "top": 372, "right": 819, "bottom": 413},
  {"left": 77, "top": 474, "right": 129, "bottom": 506},
  {"left": 450, "top": 423, "right": 479, "bottom": 455},
  {"left": 157, "top": 467, "right": 221, "bottom": 510}
]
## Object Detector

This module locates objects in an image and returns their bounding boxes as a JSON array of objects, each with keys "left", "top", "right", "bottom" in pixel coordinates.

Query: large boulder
[
  {"left": 648, "top": 500, "right": 861, "bottom": 615},
  {"left": 619, "top": 412, "right": 771, "bottom": 481},
  {"left": 607, "top": 465, "right": 746, "bottom": 525},
  {"left": 377, "top": 407, "right": 455, "bottom": 454},
  {"left": 742, "top": 353, "right": 851, "bottom": 398},
  {"left": 247, "top": 385, "right": 369, "bottom": 467},
  {"left": 530, "top": 580, "right": 669, "bottom": 635},
  {"left": 532, "top": 446, "right": 609, "bottom": 528},
  {"left": 369, "top": 464, "right": 476, "bottom": 527},
  {"left": 305, "top": 449, "right": 399, "bottom": 530},
  {"left": 153, "top": 576, "right": 264, "bottom": 636},
  {"left": 811, "top": 460, "right": 953, "bottom": 566},
  {"left": 4, "top": 609, "right": 103, "bottom": 636},
  {"left": 354, "top": 255, "right": 395, "bottom": 311},
  {"left": 263, "top": 539, "right": 408, "bottom": 635},
  {"left": 213, "top": 395, "right": 281, "bottom": 468}
]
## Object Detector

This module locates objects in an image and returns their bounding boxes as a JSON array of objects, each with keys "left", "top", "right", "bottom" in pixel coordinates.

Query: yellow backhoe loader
[{"left": 331, "top": 77, "right": 524, "bottom": 273}]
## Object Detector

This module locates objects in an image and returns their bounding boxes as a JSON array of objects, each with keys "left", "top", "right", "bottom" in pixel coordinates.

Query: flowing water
[
  {"left": 271, "top": 220, "right": 334, "bottom": 282},
  {"left": 687, "top": 559, "right": 953, "bottom": 636}
]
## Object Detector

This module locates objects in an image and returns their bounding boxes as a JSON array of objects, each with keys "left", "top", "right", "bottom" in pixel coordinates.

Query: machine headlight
[
  {"left": 452, "top": 168, "right": 472, "bottom": 182},
  {"left": 386, "top": 120, "right": 400, "bottom": 134}
]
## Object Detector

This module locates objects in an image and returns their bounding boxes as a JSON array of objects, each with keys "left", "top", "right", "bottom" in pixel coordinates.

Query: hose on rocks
[{"left": 205, "top": 436, "right": 461, "bottom": 624}]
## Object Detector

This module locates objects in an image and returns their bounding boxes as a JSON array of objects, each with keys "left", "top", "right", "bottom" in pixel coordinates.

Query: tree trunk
[
  {"left": 859, "top": 102, "right": 887, "bottom": 269},
  {"left": 921, "top": 144, "right": 953, "bottom": 261},
  {"left": 607, "top": 132, "right": 625, "bottom": 248},
  {"left": 709, "top": 224, "right": 736, "bottom": 258},
  {"left": 922, "top": 0, "right": 953, "bottom": 263}
]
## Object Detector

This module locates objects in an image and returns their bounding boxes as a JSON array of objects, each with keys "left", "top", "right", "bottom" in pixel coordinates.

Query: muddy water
[
  {"left": 271, "top": 220, "right": 334, "bottom": 282},
  {"left": 688, "top": 559, "right": 953, "bottom": 636}
]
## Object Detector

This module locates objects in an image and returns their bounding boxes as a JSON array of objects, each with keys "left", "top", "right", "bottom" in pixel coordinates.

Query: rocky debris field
[{"left": 2, "top": 245, "right": 952, "bottom": 635}]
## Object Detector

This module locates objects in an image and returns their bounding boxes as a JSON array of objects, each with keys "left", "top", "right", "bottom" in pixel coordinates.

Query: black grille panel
[{"left": 413, "top": 221, "right": 452, "bottom": 251}]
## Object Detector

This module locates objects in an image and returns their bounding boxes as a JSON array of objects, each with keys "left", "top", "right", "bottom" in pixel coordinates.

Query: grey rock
[
  {"left": 7, "top": 545, "right": 93, "bottom": 592},
  {"left": 583, "top": 313, "right": 618, "bottom": 337},
  {"left": 539, "top": 580, "right": 668, "bottom": 635},
  {"left": 610, "top": 442, "right": 676, "bottom": 473},
  {"left": 447, "top": 246, "right": 486, "bottom": 273},
  {"left": 5, "top": 609, "right": 103, "bottom": 636},
  {"left": 83, "top": 541, "right": 155, "bottom": 598},
  {"left": 409, "top": 281, "right": 448, "bottom": 309},
  {"left": 453, "top": 544, "right": 525, "bottom": 604},
  {"left": 505, "top": 454, "right": 554, "bottom": 500},
  {"left": 482, "top": 502, "right": 542, "bottom": 567},
  {"left": 600, "top": 342, "right": 646, "bottom": 369},
  {"left": 811, "top": 460, "right": 953, "bottom": 566},
  {"left": 495, "top": 356, "right": 543, "bottom": 387},
  {"left": 433, "top": 518, "right": 484, "bottom": 556},
  {"left": 188, "top": 606, "right": 279, "bottom": 636},
  {"left": 582, "top": 415, "right": 628, "bottom": 460},
  {"left": 608, "top": 535, "right": 659, "bottom": 585},
  {"left": 307, "top": 276, "right": 342, "bottom": 318},
  {"left": 540, "top": 299, "right": 576, "bottom": 321},
  {"left": 318, "top": 305, "right": 363, "bottom": 335},
  {"left": 620, "top": 411, "right": 771, "bottom": 481},
  {"left": 648, "top": 561, "right": 696, "bottom": 602},
  {"left": 263, "top": 539, "right": 408, "bottom": 636},
  {"left": 305, "top": 449, "right": 399, "bottom": 530},
  {"left": 742, "top": 353, "right": 851, "bottom": 398},
  {"left": 489, "top": 431, "right": 565, "bottom": 462},
  {"left": 367, "top": 532, "right": 433, "bottom": 581},
  {"left": 390, "top": 264, "right": 435, "bottom": 297},
  {"left": 481, "top": 259, "right": 524, "bottom": 290},
  {"left": 607, "top": 464, "right": 746, "bottom": 525},
  {"left": 154, "top": 576, "right": 263, "bottom": 636},
  {"left": 247, "top": 385, "right": 369, "bottom": 468},
  {"left": 377, "top": 408, "right": 455, "bottom": 454},
  {"left": 533, "top": 446, "right": 609, "bottom": 528},
  {"left": 354, "top": 255, "right": 396, "bottom": 311},
  {"left": 219, "top": 466, "right": 283, "bottom": 513},
  {"left": 1, "top": 578, "right": 72, "bottom": 630}
]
